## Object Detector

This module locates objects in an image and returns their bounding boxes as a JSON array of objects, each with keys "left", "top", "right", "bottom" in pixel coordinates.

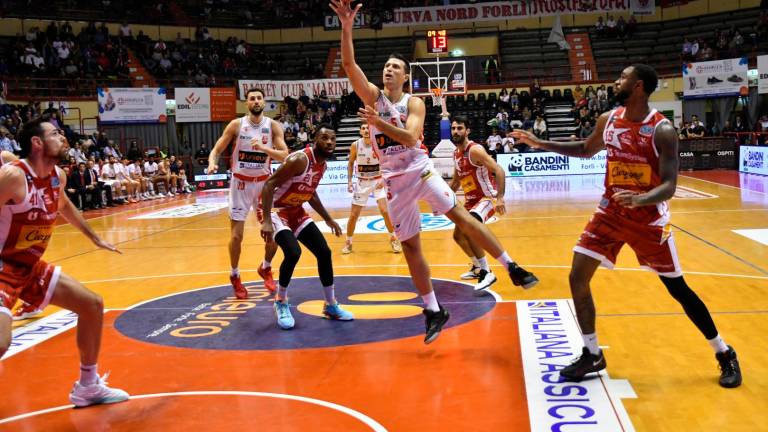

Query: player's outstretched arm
[
  {"left": 55, "top": 167, "right": 121, "bottom": 253},
  {"left": 207, "top": 119, "right": 239, "bottom": 174},
  {"left": 613, "top": 122, "right": 679, "bottom": 208},
  {"left": 331, "top": 0, "right": 378, "bottom": 106},
  {"left": 260, "top": 152, "right": 309, "bottom": 242},
  {"left": 511, "top": 111, "right": 610, "bottom": 158}
]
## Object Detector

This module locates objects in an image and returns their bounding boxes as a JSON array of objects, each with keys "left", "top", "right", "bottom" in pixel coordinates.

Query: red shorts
[
  {"left": 259, "top": 206, "right": 313, "bottom": 239},
  {"left": 573, "top": 210, "right": 682, "bottom": 277},
  {"left": 465, "top": 197, "right": 495, "bottom": 222},
  {"left": 0, "top": 260, "right": 60, "bottom": 317}
]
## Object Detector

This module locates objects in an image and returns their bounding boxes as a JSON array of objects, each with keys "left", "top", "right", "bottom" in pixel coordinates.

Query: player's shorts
[
  {"left": 229, "top": 174, "right": 267, "bottom": 222},
  {"left": 0, "top": 260, "right": 61, "bottom": 318},
  {"left": 573, "top": 210, "right": 682, "bottom": 277},
  {"left": 385, "top": 167, "right": 457, "bottom": 242},
  {"left": 258, "top": 206, "right": 314, "bottom": 239},
  {"left": 465, "top": 197, "right": 496, "bottom": 222},
  {"left": 352, "top": 177, "right": 387, "bottom": 207}
]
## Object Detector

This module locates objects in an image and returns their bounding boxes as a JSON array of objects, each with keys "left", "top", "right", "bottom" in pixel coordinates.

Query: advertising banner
[
  {"left": 758, "top": 55, "right": 768, "bottom": 95},
  {"left": 175, "top": 88, "right": 236, "bottom": 123},
  {"left": 682, "top": 57, "right": 749, "bottom": 99},
  {"left": 497, "top": 151, "right": 607, "bottom": 177},
  {"left": 739, "top": 146, "right": 768, "bottom": 176},
  {"left": 97, "top": 87, "right": 167, "bottom": 124},
  {"left": 238, "top": 79, "right": 351, "bottom": 101}
]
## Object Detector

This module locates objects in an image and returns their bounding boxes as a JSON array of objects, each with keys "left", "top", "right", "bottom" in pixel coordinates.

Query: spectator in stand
[
  {"left": 691, "top": 38, "right": 700, "bottom": 59},
  {"left": 579, "top": 120, "right": 594, "bottom": 139},
  {"left": 486, "top": 129, "right": 502, "bottom": 155},
  {"left": 284, "top": 128, "right": 298, "bottom": 150},
  {"left": 126, "top": 140, "right": 142, "bottom": 161},
  {"left": 68, "top": 141, "right": 87, "bottom": 164},
  {"left": 595, "top": 16, "right": 605, "bottom": 37},
  {"left": 573, "top": 84, "right": 584, "bottom": 103},
  {"left": 733, "top": 116, "right": 748, "bottom": 145},
  {"left": 729, "top": 30, "right": 744, "bottom": 57},
  {"left": 297, "top": 126, "right": 309, "bottom": 147},
  {"left": 87, "top": 159, "right": 112, "bottom": 207},
  {"left": 627, "top": 15, "right": 637, "bottom": 35},
  {"left": 682, "top": 38, "right": 693, "bottom": 60},
  {"left": 502, "top": 131, "right": 517, "bottom": 153},
  {"left": 616, "top": 16, "right": 627, "bottom": 38},
  {"left": 483, "top": 56, "right": 500, "bottom": 84},
  {"left": 606, "top": 15, "right": 617, "bottom": 37},
  {"left": 533, "top": 115, "right": 547, "bottom": 139},
  {"left": 597, "top": 85, "right": 609, "bottom": 112}
]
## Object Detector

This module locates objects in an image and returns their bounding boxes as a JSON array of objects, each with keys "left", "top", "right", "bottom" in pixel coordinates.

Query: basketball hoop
[{"left": 430, "top": 87, "right": 443, "bottom": 108}]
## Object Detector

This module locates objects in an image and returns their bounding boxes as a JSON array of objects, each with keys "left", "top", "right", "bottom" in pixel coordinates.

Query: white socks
[
  {"left": 582, "top": 333, "right": 600, "bottom": 355},
  {"left": 230, "top": 267, "right": 239, "bottom": 277},
  {"left": 495, "top": 252, "right": 513, "bottom": 267},
  {"left": 708, "top": 334, "right": 729, "bottom": 353},
  {"left": 421, "top": 291, "right": 440, "bottom": 312},
  {"left": 79, "top": 363, "right": 98, "bottom": 385},
  {"left": 477, "top": 256, "right": 490, "bottom": 271},
  {"left": 276, "top": 284, "right": 288, "bottom": 301},
  {"left": 323, "top": 285, "right": 336, "bottom": 304},
  {"left": 262, "top": 260, "right": 271, "bottom": 268},
  {"left": 471, "top": 256, "right": 480, "bottom": 267}
]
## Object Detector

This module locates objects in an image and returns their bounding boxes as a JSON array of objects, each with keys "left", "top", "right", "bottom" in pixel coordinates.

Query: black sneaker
[
  {"left": 460, "top": 264, "right": 481, "bottom": 280},
  {"left": 473, "top": 269, "right": 498, "bottom": 292},
  {"left": 715, "top": 345, "right": 742, "bottom": 388},
  {"left": 423, "top": 305, "right": 450, "bottom": 344},
  {"left": 707, "top": 76, "right": 723, "bottom": 84},
  {"left": 727, "top": 74, "right": 743, "bottom": 83},
  {"left": 560, "top": 347, "right": 607, "bottom": 382},
  {"left": 508, "top": 262, "right": 539, "bottom": 289}
]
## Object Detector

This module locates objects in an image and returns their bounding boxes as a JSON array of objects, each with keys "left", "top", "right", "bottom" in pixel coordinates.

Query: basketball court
[{"left": 1, "top": 169, "right": 766, "bottom": 431}]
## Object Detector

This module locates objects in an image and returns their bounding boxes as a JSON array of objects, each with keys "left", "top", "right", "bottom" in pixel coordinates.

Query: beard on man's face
[
  {"left": 451, "top": 133, "right": 465, "bottom": 144},
  {"left": 614, "top": 88, "right": 631, "bottom": 105},
  {"left": 249, "top": 105, "right": 263, "bottom": 115}
]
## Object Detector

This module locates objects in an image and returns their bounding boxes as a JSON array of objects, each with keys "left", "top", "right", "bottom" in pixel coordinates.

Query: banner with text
[
  {"left": 682, "top": 57, "right": 749, "bottom": 99},
  {"left": 382, "top": 1, "right": 651, "bottom": 27},
  {"left": 175, "top": 88, "right": 236, "bottom": 123},
  {"left": 758, "top": 55, "right": 768, "bottom": 95},
  {"left": 97, "top": 87, "right": 167, "bottom": 124},
  {"left": 739, "top": 146, "right": 768, "bottom": 176},
  {"left": 498, "top": 151, "right": 608, "bottom": 177},
  {"left": 238, "top": 79, "right": 351, "bottom": 101}
]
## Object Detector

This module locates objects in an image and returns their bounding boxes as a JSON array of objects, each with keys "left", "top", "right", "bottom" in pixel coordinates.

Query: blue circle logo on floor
[{"left": 114, "top": 275, "right": 495, "bottom": 350}]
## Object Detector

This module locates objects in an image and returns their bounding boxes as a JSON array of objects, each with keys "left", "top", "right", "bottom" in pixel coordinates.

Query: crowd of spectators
[
  {"left": 3, "top": 21, "right": 130, "bottom": 80},
  {"left": 594, "top": 15, "right": 638, "bottom": 39},
  {"left": 681, "top": 11, "right": 767, "bottom": 62}
]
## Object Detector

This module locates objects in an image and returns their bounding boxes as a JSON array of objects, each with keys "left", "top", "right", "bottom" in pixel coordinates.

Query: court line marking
[
  {"left": 681, "top": 174, "right": 768, "bottom": 195},
  {"left": 77, "top": 265, "right": 768, "bottom": 285},
  {"left": 672, "top": 224, "right": 768, "bottom": 276},
  {"left": 0, "top": 391, "right": 387, "bottom": 431}
]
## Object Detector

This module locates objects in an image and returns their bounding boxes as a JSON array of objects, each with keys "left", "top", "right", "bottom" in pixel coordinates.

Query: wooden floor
[{"left": 1, "top": 170, "right": 767, "bottom": 431}]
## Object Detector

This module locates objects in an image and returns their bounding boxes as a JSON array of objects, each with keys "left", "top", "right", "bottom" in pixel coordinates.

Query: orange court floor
[{"left": 1, "top": 170, "right": 766, "bottom": 431}]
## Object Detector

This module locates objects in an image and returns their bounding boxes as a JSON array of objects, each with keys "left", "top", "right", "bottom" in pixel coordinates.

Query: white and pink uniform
[
  {"left": 369, "top": 92, "right": 456, "bottom": 241},
  {"left": 228, "top": 115, "right": 274, "bottom": 221}
]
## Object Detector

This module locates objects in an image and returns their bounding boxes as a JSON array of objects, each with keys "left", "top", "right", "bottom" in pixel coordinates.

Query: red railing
[{"left": 724, "top": 132, "right": 768, "bottom": 146}]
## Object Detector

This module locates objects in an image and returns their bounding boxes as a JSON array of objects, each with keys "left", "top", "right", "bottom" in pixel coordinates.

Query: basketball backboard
[{"left": 409, "top": 59, "right": 467, "bottom": 98}]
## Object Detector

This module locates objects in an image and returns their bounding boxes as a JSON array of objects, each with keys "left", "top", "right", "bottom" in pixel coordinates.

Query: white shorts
[
  {"left": 385, "top": 167, "right": 457, "bottom": 242},
  {"left": 352, "top": 177, "right": 387, "bottom": 207},
  {"left": 467, "top": 198, "right": 496, "bottom": 222},
  {"left": 229, "top": 178, "right": 265, "bottom": 222}
]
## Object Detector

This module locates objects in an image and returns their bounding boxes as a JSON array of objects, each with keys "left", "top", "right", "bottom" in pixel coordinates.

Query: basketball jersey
[
  {"left": 368, "top": 92, "right": 429, "bottom": 178},
  {"left": 0, "top": 160, "right": 60, "bottom": 268},
  {"left": 272, "top": 147, "right": 326, "bottom": 209},
  {"left": 454, "top": 142, "right": 497, "bottom": 204},
  {"left": 231, "top": 115, "right": 273, "bottom": 178},
  {"left": 354, "top": 138, "right": 381, "bottom": 179},
  {"left": 601, "top": 107, "right": 670, "bottom": 225}
]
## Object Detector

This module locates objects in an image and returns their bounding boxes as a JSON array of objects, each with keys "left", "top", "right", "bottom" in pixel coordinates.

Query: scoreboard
[{"left": 427, "top": 29, "right": 448, "bottom": 54}]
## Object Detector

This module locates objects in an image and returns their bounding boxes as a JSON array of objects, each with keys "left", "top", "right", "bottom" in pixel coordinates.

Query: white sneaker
[
  {"left": 473, "top": 269, "right": 497, "bottom": 292},
  {"left": 157, "top": 193, "right": 165, "bottom": 198},
  {"left": 460, "top": 264, "right": 481, "bottom": 280},
  {"left": 341, "top": 241, "right": 352, "bottom": 254},
  {"left": 69, "top": 373, "right": 130, "bottom": 407}
]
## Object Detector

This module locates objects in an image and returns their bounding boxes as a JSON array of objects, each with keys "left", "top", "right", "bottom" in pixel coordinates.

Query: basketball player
[
  {"left": 343, "top": 122, "right": 401, "bottom": 254},
  {"left": 448, "top": 116, "right": 507, "bottom": 292},
  {"left": 208, "top": 88, "right": 288, "bottom": 296},
  {"left": 332, "top": 0, "right": 538, "bottom": 344},
  {"left": 0, "top": 118, "right": 129, "bottom": 406},
  {"left": 512, "top": 64, "right": 742, "bottom": 388},
  {"left": 260, "top": 124, "right": 353, "bottom": 329}
]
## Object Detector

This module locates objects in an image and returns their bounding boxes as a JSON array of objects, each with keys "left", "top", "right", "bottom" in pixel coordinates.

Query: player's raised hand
[
  {"left": 329, "top": 0, "right": 362, "bottom": 27},
  {"left": 511, "top": 129, "right": 543, "bottom": 149}
]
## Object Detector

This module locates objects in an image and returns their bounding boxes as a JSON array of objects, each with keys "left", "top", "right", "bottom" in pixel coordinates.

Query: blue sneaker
[
  {"left": 323, "top": 302, "right": 354, "bottom": 321},
  {"left": 274, "top": 300, "right": 295, "bottom": 329}
]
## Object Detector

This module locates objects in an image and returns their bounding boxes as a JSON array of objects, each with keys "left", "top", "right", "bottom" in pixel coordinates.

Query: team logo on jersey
[
  {"left": 639, "top": 125, "right": 654, "bottom": 136},
  {"left": 261, "top": 128, "right": 269, "bottom": 134},
  {"left": 114, "top": 276, "right": 495, "bottom": 350},
  {"left": 51, "top": 176, "right": 60, "bottom": 188}
]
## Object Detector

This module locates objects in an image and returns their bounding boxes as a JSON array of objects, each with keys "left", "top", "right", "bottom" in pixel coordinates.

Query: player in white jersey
[
  {"left": 342, "top": 123, "right": 401, "bottom": 254},
  {"left": 333, "top": 0, "right": 538, "bottom": 344},
  {"left": 208, "top": 88, "right": 289, "bottom": 299}
]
